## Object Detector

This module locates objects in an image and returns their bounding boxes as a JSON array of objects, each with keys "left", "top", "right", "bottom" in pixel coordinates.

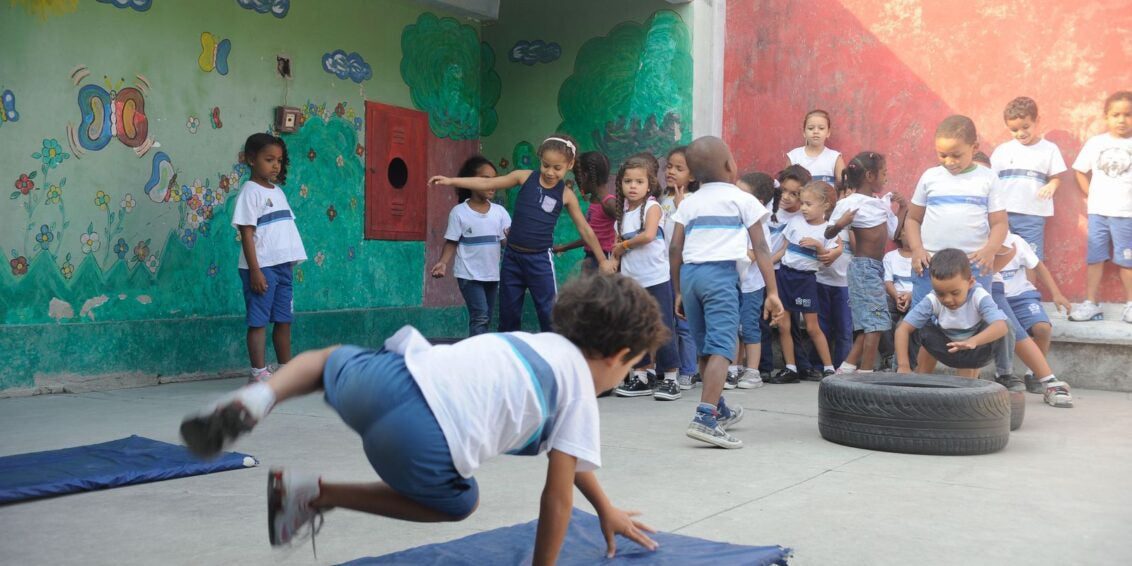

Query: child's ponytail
[{"left": 841, "top": 151, "right": 885, "bottom": 193}]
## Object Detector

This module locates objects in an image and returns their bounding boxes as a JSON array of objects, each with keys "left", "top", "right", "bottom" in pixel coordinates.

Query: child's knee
[
  {"left": 1031, "top": 323, "right": 1052, "bottom": 340},
  {"left": 446, "top": 496, "right": 479, "bottom": 521}
]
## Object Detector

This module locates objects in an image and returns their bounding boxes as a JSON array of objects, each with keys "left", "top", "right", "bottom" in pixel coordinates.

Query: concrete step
[{"left": 1040, "top": 302, "right": 1132, "bottom": 392}]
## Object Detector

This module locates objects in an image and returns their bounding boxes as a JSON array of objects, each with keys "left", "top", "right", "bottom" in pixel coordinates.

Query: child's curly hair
[
  {"left": 243, "top": 133, "right": 290, "bottom": 185},
  {"left": 553, "top": 273, "right": 670, "bottom": 362}
]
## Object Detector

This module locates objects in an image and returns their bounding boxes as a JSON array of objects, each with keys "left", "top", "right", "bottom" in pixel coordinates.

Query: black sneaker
[
  {"left": 653, "top": 379, "right": 682, "bottom": 401},
  {"left": 995, "top": 374, "right": 1025, "bottom": 393},
  {"left": 646, "top": 371, "right": 659, "bottom": 390},
  {"left": 691, "top": 372, "right": 702, "bottom": 386},
  {"left": 765, "top": 369, "right": 801, "bottom": 384},
  {"left": 819, "top": 368, "right": 835, "bottom": 380},
  {"left": 724, "top": 368, "right": 740, "bottom": 390},
  {"left": 1023, "top": 373, "right": 1043, "bottom": 394},
  {"left": 614, "top": 374, "right": 653, "bottom": 397},
  {"left": 803, "top": 369, "right": 825, "bottom": 382}
]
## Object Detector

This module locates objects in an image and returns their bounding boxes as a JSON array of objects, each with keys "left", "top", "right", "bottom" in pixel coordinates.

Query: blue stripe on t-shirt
[
  {"left": 814, "top": 175, "right": 836, "bottom": 183},
  {"left": 685, "top": 215, "right": 744, "bottom": 231},
  {"left": 893, "top": 274, "right": 915, "bottom": 283},
  {"left": 926, "top": 195, "right": 988, "bottom": 207},
  {"left": 769, "top": 224, "right": 786, "bottom": 235},
  {"left": 997, "top": 168, "right": 1049, "bottom": 183},
  {"left": 458, "top": 235, "right": 499, "bottom": 246},
  {"left": 257, "top": 209, "right": 293, "bottom": 226},
  {"left": 498, "top": 335, "right": 558, "bottom": 456},
  {"left": 787, "top": 242, "right": 818, "bottom": 259}
]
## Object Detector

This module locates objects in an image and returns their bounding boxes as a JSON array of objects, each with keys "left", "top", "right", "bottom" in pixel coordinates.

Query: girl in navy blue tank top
[{"left": 431, "top": 135, "right": 613, "bottom": 332}]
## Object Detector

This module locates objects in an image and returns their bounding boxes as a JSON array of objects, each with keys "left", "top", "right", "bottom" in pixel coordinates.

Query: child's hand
[
  {"left": 428, "top": 175, "right": 453, "bottom": 186},
  {"left": 897, "top": 292, "right": 911, "bottom": 312},
  {"left": 968, "top": 246, "right": 996, "bottom": 274},
  {"left": 763, "top": 294, "right": 785, "bottom": 326},
  {"left": 817, "top": 244, "right": 841, "bottom": 266},
  {"left": 799, "top": 237, "right": 823, "bottom": 250},
  {"left": 430, "top": 262, "right": 446, "bottom": 278},
  {"left": 250, "top": 269, "right": 268, "bottom": 294},
  {"left": 598, "top": 507, "right": 658, "bottom": 558},
  {"left": 599, "top": 259, "right": 617, "bottom": 274},
  {"left": 836, "top": 208, "right": 858, "bottom": 228},
  {"left": 1038, "top": 182, "right": 1058, "bottom": 200},
  {"left": 891, "top": 192, "right": 908, "bottom": 209},
  {"left": 911, "top": 248, "right": 930, "bottom": 276},
  {"left": 947, "top": 340, "right": 978, "bottom": 353},
  {"left": 611, "top": 242, "right": 627, "bottom": 259},
  {"left": 1053, "top": 294, "right": 1071, "bottom": 315},
  {"left": 674, "top": 294, "right": 686, "bottom": 320}
]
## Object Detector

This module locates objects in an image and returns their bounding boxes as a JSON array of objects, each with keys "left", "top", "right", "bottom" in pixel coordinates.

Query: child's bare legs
[
  {"left": 744, "top": 344, "right": 761, "bottom": 373},
  {"left": 803, "top": 312, "right": 833, "bottom": 367},
  {"left": 312, "top": 482, "right": 471, "bottom": 522},
  {"left": 1123, "top": 266, "right": 1132, "bottom": 302},
  {"left": 267, "top": 346, "right": 337, "bottom": 402},
  {"left": 1014, "top": 337, "right": 1053, "bottom": 379},
  {"left": 777, "top": 315, "right": 796, "bottom": 367},
  {"left": 956, "top": 368, "right": 980, "bottom": 378},
  {"left": 916, "top": 349, "right": 937, "bottom": 374},
  {"left": 858, "top": 331, "right": 881, "bottom": 371},
  {"left": 1031, "top": 322, "right": 1053, "bottom": 355},
  {"left": 700, "top": 354, "right": 730, "bottom": 405},
  {"left": 843, "top": 335, "right": 863, "bottom": 368},
  {"left": 273, "top": 323, "right": 292, "bottom": 364},
  {"left": 1085, "top": 262, "right": 1105, "bottom": 302},
  {"left": 247, "top": 326, "right": 267, "bottom": 368}
]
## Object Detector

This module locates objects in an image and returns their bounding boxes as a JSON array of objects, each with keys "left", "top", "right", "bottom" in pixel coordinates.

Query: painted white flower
[
  {"left": 120, "top": 193, "right": 136, "bottom": 212},
  {"left": 336, "top": 155, "right": 345, "bottom": 167},
  {"left": 186, "top": 115, "right": 200, "bottom": 134},
  {"left": 314, "top": 251, "right": 325, "bottom": 267},
  {"left": 146, "top": 254, "right": 159, "bottom": 273},
  {"left": 191, "top": 179, "right": 206, "bottom": 197},
  {"left": 80, "top": 231, "right": 101, "bottom": 254},
  {"left": 187, "top": 210, "right": 203, "bottom": 228}
]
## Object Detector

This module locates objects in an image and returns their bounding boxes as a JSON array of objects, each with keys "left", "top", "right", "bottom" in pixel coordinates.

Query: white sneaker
[
  {"left": 736, "top": 368, "right": 764, "bottom": 389},
  {"left": 1042, "top": 379, "right": 1074, "bottom": 408},
  {"left": 179, "top": 383, "right": 274, "bottom": 458},
  {"left": 249, "top": 367, "right": 273, "bottom": 384},
  {"left": 1068, "top": 301, "right": 1103, "bottom": 322},
  {"left": 268, "top": 468, "right": 325, "bottom": 547},
  {"left": 1123, "top": 303, "right": 1132, "bottom": 324}
]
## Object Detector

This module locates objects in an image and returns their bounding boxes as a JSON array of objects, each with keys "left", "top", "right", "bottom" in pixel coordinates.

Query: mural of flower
[
  {"left": 181, "top": 229, "right": 197, "bottom": 247},
  {"left": 334, "top": 103, "right": 346, "bottom": 117},
  {"left": 326, "top": 204, "right": 337, "bottom": 222},
  {"left": 355, "top": 143, "right": 364, "bottom": 157},
  {"left": 133, "top": 240, "right": 149, "bottom": 262},
  {"left": 145, "top": 254, "right": 159, "bottom": 273},
  {"left": 168, "top": 185, "right": 182, "bottom": 202},
  {"left": 187, "top": 210, "right": 203, "bottom": 227},
  {"left": 186, "top": 115, "right": 200, "bottom": 133},
  {"left": 190, "top": 179, "right": 206, "bottom": 198},
  {"left": 14, "top": 173, "right": 35, "bottom": 195},
  {"left": 295, "top": 266, "right": 304, "bottom": 283},
  {"left": 10, "top": 256, "right": 28, "bottom": 276},
  {"left": 80, "top": 230, "right": 101, "bottom": 254},
  {"left": 203, "top": 189, "right": 216, "bottom": 207},
  {"left": 207, "top": 262, "right": 218, "bottom": 277},
  {"left": 94, "top": 190, "right": 110, "bottom": 210},
  {"left": 188, "top": 196, "right": 203, "bottom": 211},
  {"left": 314, "top": 251, "right": 325, "bottom": 267},
  {"left": 60, "top": 259, "right": 74, "bottom": 279},
  {"left": 45, "top": 183, "right": 62, "bottom": 204},
  {"left": 120, "top": 193, "right": 136, "bottom": 212},
  {"left": 114, "top": 237, "right": 129, "bottom": 260},
  {"left": 307, "top": 148, "right": 317, "bottom": 161},
  {"left": 336, "top": 155, "right": 344, "bottom": 167},
  {"left": 199, "top": 221, "right": 211, "bottom": 236},
  {"left": 347, "top": 246, "right": 355, "bottom": 261},
  {"left": 33, "top": 138, "right": 70, "bottom": 171},
  {"left": 219, "top": 174, "right": 230, "bottom": 192},
  {"left": 299, "top": 184, "right": 309, "bottom": 198},
  {"left": 234, "top": 163, "right": 249, "bottom": 179},
  {"left": 214, "top": 190, "right": 226, "bottom": 205},
  {"left": 35, "top": 224, "right": 54, "bottom": 250}
]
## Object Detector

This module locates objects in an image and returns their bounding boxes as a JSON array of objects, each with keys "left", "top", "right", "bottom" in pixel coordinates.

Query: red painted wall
[
  {"left": 423, "top": 136, "right": 479, "bottom": 307},
  {"left": 723, "top": 0, "right": 1131, "bottom": 302}
]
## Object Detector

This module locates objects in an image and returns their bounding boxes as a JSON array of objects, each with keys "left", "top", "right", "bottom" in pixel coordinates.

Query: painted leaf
[
  {"left": 87, "top": 222, "right": 94, "bottom": 233},
  {"left": 28, "top": 170, "right": 37, "bottom": 179},
  {"left": 9, "top": 192, "right": 19, "bottom": 199},
  {"left": 32, "top": 152, "right": 41, "bottom": 159}
]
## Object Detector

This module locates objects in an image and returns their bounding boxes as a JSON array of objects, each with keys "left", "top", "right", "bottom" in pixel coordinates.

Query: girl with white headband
[{"left": 431, "top": 135, "right": 614, "bottom": 332}]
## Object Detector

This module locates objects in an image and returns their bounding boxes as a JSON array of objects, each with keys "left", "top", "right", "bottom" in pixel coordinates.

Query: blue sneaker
[
  {"left": 686, "top": 405, "right": 742, "bottom": 449},
  {"left": 716, "top": 397, "right": 744, "bottom": 430}
]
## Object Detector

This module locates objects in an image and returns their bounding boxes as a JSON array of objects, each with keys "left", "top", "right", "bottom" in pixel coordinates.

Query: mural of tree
[
  {"left": 557, "top": 10, "right": 692, "bottom": 165},
  {"left": 400, "top": 13, "right": 501, "bottom": 140}
]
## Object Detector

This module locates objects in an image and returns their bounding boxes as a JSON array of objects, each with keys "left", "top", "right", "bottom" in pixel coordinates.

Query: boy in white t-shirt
[
  {"left": 231, "top": 134, "right": 307, "bottom": 383},
  {"left": 670, "top": 136, "right": 784, "bottom": 449},
  {"left": 990, "top": 97, "right": 1067, "bottom": 260},
  {"left": 180, "top": 274, "right": 666, "bottom": 562}
]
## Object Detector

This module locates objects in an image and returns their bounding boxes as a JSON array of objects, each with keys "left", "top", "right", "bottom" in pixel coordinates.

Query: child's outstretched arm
[
  {"left": 563, "top": 190, "right": 614, "bottom": 273},
  {"left": 575, "top": 471, "right": 658, "bottom": 558},
  {"left": 749, "top": 223, "right": 784, "bottom": 325},
  {"left": 430, "top": 169, "right": 528, "bottom": 192},
  {"left": 1033, "top": 262, "right": 1072, "bottom": 314},
  {"left": 533, "top": 450, "right": 577, "bottom": 566}
]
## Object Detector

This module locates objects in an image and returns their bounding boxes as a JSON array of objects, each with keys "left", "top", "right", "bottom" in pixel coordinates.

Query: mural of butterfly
[
  {"left": 199, "top": 32, "right": 232, "bottom": 76},
  {"left": 0, "top": 89, "right": 17, "bottom": 126},
  {"left": 143, "top": 151, "right": 177, "bottom": 203},
  {"left": 65, "top": 67, "right": 155, "bottom": 158}
]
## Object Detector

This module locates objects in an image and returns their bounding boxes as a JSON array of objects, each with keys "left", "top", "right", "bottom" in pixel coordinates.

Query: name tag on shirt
[{"left": 540, "top": 195, "right": 557, "bottom": 213}]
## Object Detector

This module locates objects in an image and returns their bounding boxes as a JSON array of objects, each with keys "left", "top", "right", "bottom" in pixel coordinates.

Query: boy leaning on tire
[{"left": 894, "top": 248, "right": 1073, "bottom": 408}]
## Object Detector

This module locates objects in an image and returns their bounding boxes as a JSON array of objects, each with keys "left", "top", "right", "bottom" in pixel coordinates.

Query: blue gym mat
[
  {"left": 342, "top": 508, "right": 791, "bottom": 565},
  {"left": 0, "top": 435, "right": 254, "bottom": 504}
]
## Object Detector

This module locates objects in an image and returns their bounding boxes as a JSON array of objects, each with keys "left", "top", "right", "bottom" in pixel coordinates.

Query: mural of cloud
[
  {"left": 509, "top": 40, "right": 562, "bottom": 66},
  {"left": 96, "top": 0, "right": 152, "bottom": 11},
  {"left": 236, "top": 0, "right": 289, "bottom": 19},
  {"left": 322, "top": 50, "right": 372, "bottom": 83}
]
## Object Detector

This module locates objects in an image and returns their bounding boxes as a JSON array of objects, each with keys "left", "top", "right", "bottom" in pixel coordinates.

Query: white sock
[
  {"left": 858, "top": 369, "right": 873, "bottom": 373},
  {"left": 240, "top": 382, "right": 276, "bottom": 420},
  {"left": 838, "top": 362, "right": 858, "bottom": 372},
  {"left": 1039, "top": 374, "right": 1058, "bottom": 384},
  {"left": 729, "top": 364, "right": 742, "bottom": 373},
  {"left": 664, "top": 370, "right": 677, "bottom": 382},
  {"left": 824, "top": 365, "right": 835, "bottom": 373},
  {"left": 786, "top": 364, "right": 797, "bottom": 372},
  {"left": 633, "top": 370, "right": 648, "bottom": 382},
  {"left": 251, "top": 366, "right": 268, "bottom": 374}
]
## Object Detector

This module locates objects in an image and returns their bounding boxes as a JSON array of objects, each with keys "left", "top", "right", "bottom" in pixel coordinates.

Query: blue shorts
[
  {"left": 322, "top": 346, "right": 478, "bottom": 518},
  {"left": 1087, "top": 214, "right": 1132, "bottom": 268},
  {"left": 1007, "top": 290, "right": 1051, "bottom": 333},
  {"left": 848, "top": 257, "right": 892, "bottom": 333},
  {"left": 239, "top": 263, "right": 294, "bottom": 327},
  {"left": 778, "top": 266, "right": 819, "bottom": 313},
  {"left": 991, "top": 282, "right": 1030, "bottom": 341},
  {"left": 739, "top": 288, "right": 765, "bottom": 344},
  {"left": 1008, "top": 213, "right": 1047, "bottom": 260},
  {"left": 680, "top": 261, "right": 740, "bottom": 361}
]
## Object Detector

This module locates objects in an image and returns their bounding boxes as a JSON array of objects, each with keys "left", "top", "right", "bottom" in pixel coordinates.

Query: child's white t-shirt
[
  {"left": 787, "top": 146, "right": 841, "bottom": 184},
  {"left": 883, "top": 249, "right": 914, "bottom": 294},
  {"left": 781, "top": 215, "right": 833, "bottom": 272},
  {"left": 443, "top": 201, "right": 511, "bottom": 282},
  {"left": 817, "top": 225, "right": 850, "bottom": 287},
  {"left": 1072, "top": 133, "right": 1132, "bottom": 218},
  {"left": 911, "top": 165, "right": 1004, "bottom": 254},
  {"left": 671, "top": 182, "right": 769, "bottom": 264},
  {"left": 903, "top": 286, "right": 1007, "bottom": 339},
  {"left": 768, "top": 208, "right": 801, "bottom": 269},
  {"left": 741, "top": 222, "right": 772, "bottom": 293},
  {"left": 388, "top": 326, "right": 601, "bottom": 479},
  {"left": 998, "top": 233, "right": 1040, "bottom": 298},
  {"left": 829, "top": 192, "right": 896, "bottom": 229},
  {"left": 659, "top": 193, "right": 679, "bottom": 250},
  {"left": 990, "top": 138, "right": 1066, "bottom": 217},
  {"left": 619, "top": 199, "right": 669, "bottom": 288},
  {"left": 231, "top": 180, "right": 307, "bottom": 269}
]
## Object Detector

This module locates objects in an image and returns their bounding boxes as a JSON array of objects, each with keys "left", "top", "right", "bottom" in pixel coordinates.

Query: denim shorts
[
  {"left": 739, "top": 288, "right": 765, "bottom": 344},
  {"left": 323, "top": 346, "right": 478, "bottom": 518},
  {"left": 1007, "top": 290, "right": 1051, "bottom": 332},
  {"left": 1087, "top": 214, "right": 1132, "bottom": 268},
  {"left": 1008, "top": 213, "right": 1047, "bottom": 260},
  {"left": 848, "top": 257, "right": 892, "bottom": 333},
  {"left": 680, "top": 261, "right": 740, "bottom": 360},
  {"left": 239, "top": 263, "right": 294, "bottom": 327}
]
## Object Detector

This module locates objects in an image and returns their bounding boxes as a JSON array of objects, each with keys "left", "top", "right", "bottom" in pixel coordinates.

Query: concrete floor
[{"left": 1, "top": 378, "right": 1130, "bottom": 566}]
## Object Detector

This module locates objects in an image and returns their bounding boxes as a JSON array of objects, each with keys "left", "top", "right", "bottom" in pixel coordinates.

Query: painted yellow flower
[{"left": 94, "top": 190, "right": 110, "bottom": 210}]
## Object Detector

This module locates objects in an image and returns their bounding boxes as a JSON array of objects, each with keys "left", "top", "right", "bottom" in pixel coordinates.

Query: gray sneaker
[
  {"left": 1068, "top": 301, "right": 1103, "bottom": 321},
  {"left": 716, "top": 397, "right": 744, "bottom": 430},
  {"left": 653, "top": 379, "right": 682, "bottom": 401},
  {"left": 724, "top": 368, "right": 740, "bottom": 390},
  {"left": 686, "top": 408, "right": 743, "bottom": 449},
  {"left": 737, "top": 368, "right": 764, "bottom": 389},
  {"left": 676, "top": 373, "right": 695, "bottom": 390}
]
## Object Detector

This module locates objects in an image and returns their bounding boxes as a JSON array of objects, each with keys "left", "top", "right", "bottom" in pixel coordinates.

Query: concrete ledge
[
  {"left": 1040, "top": 302, "right": 1132, "bottom": 392},
  {"left": 1045, "top": 302, "right": 1132, "bottom": 345}
]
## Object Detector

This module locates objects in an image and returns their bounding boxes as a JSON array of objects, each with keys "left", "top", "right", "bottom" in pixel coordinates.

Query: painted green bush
[
  {"left": 400, "top": 13, "right": 501, "bottom": 139},
  {"left": 557, "top": 10, "right": 692, "bottom": 165}
]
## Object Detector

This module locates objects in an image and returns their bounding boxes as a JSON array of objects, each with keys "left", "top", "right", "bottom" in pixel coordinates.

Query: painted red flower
[
  {"left": 355, "top": 144, "right": 364, "bottom": 157},
  {"left": 14, "top": 174, "right": 34, "bottom": 195},
  {"left": 334, "top": 103, "right": 346, "bottom": 117},
  {"left": 9, "top": 256, "right": 28, "bottom": 276},
  {"left": 308, "top": 148, "right": 316, "bottom": 161},
  {"left": 326, "top": 204, "right": 337, "bottom": 222},
  {"left": 218, "top": 174, "right": 230, "bottom": 191}
]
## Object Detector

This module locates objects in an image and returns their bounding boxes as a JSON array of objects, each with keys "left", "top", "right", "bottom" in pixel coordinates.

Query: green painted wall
[
  {"left": 0, "top": 0, "right": 485, "bottom": 390},
  {"left": 481, "top": 0, "right": 694, "bottom": 278}
]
